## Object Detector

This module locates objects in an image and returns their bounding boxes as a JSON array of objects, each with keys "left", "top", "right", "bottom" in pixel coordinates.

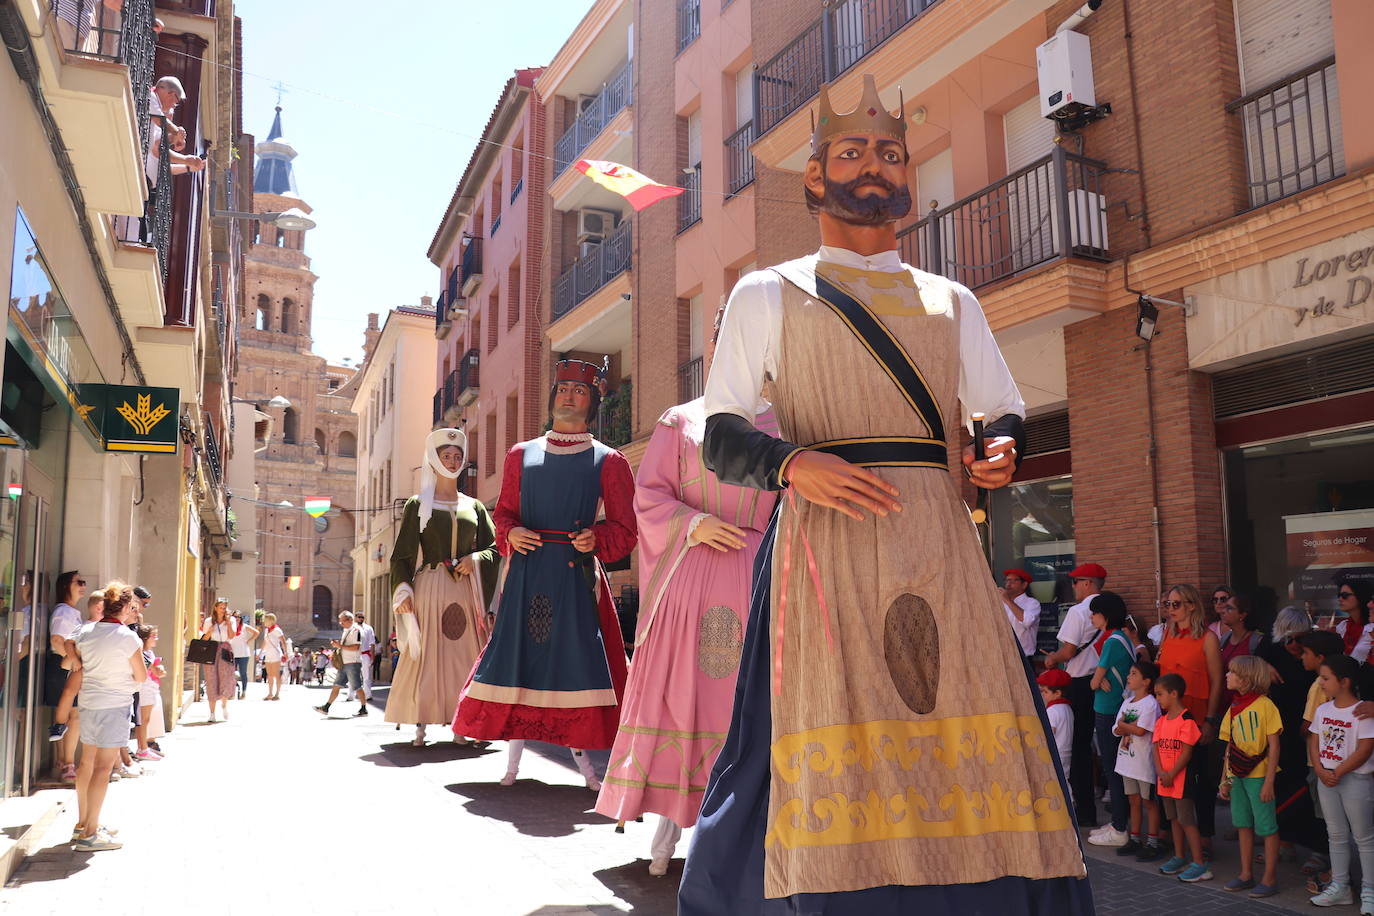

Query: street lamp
[
  {"left": 211, "top": 206, "right": 316, "bottom": 232},
  {"left": 268, "top": 395, "right": 291, "bottom": 409}
]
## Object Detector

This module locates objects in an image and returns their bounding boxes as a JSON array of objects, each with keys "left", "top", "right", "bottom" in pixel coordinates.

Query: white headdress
[{"left": 418, "top": 427, "right": 467, "bottom": 529}]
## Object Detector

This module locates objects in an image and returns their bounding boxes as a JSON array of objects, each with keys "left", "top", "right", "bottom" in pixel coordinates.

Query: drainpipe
[{"left": 1056, "top": 0, "right": 1103, "bottom": 33}]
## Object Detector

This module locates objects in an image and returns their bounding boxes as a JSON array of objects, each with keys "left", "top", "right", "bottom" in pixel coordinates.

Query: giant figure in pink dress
[{"left": 597, "top": 310, "right": 780, "bottom": 876}]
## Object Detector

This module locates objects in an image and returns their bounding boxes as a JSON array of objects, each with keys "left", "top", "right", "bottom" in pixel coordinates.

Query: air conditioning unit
[
  {"left": 577, "top": 94, "right": 598, "bottom": 114},
  {"left": 577, "top": 208, "right": 617, "bottom": 244},
  {"left": 1036, "top": 30, "right": 1095, "bottom": 121},
  {"left": 449, "top": 298, "right": 469, "bottom": 319}
]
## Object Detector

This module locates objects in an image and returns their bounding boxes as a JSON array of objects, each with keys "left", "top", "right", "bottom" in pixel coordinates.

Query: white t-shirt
[
  {"left": 262, "top": 625, "right": 287, "bottom": 662},
  {"left": 229, "top": 621, "right": 252, "bottom": 658},
  {"left": 50, "top": 602, "right": 83, "bottom": 643},
  {"left": 1004, "top": 593, "right": 1041, "bottom": 656},
  {"left": 338, "top": 625, "right": 362, "bottom": 664},
  {"left": 1350, "top": 623, "right": 1373, "bottom": 665},
  {"left": 358, "top": 622, "right": 377, "bottom": 655},
  {"left": 1114, "top": 693, "right": 1162, "bottom": 782},
  {"left": 1057, "top": 596, "right": 1100, "bottom": 678},
  {"left": 1046, "top": 703, "right": 1073, "bottom": 775},
  {"left": 1310, "top": 699, "right": 1374, "bottom": 775},
  {"left": 74, "top": 621, "right": 143, "bottom": 711}
]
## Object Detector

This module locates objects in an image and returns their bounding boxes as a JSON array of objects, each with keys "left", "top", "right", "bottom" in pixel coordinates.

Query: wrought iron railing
[
  {"left": 432, "top": 390, "right": 441, "bottom": 426},
  {"left": 461, "top": 237, "right": 483, "bottom": 288},
  {"left": 50, "top": 0, "right": 158, "bottom": 155},
  {"left": 678, "top": 165, "right": 702, "bottom": 232},
  {"left": 203, "top": 417, "right": 222, "bottom": 485},
  {"left": 678, "top": 356, "right": 704, "bottom": 402},
  {"left": 1226, "top": 56, "right": 1343, "bottom": 210},
  {"left": 895, "top": 146, "right": 1110, "bottom": 291},
  {"left": 725, "top": 121, "right": 756, "bottom": 195},
  {"left": 755, "top": 0, "right": 946, "bottom": 136},
  {"left": 149, "top": 120, "right": 173, "bottom": 277},
  {"left": 677, "top": 0, "right": 701, "bottom": 53},
  {"left": 511, "top": 177, "right": 524, "bottom": 202},
  {"left": 596, "top": 379, "right": 632, "bottom": 448},
  {"left": 553, "top": 60, "right": 633, "bottom": 177},
  {"left": 491, "top": 213, "right": 502, "bottom": 236},
  {"left": 553, "top": 219, "right": 632, "bottom": 321},
  {"left": 441, "top": 369, "right": 459, "bottom": 414},
  {"left": 457, "top": 348, "right": 480, "bottom": 402},
  {"left": 435, "top": 289, "right": 448, "bottom": 331}
]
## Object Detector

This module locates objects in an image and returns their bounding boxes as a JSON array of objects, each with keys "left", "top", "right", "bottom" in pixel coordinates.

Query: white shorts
[{"left": 80, "top": 705, "right": 132, "bottom": 748}]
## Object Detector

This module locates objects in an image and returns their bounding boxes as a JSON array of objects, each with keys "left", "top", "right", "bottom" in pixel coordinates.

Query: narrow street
[{"left": 1, "top": 681, "right": 1323, "bottom": 915}]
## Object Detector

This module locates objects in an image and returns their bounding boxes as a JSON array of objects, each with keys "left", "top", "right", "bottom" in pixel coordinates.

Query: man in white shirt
[
  {"left": 1043, "top": 562, "right": 1107, "bottom": 827},
  {"left": 314, "top": 611, "right": 367, "bottom": 717},
  {"left": 355, "top": 612, "right": 377, "bottom": 700},
  {"left": 1000, "top": 568, "right": 1041, "bottom": 658}
]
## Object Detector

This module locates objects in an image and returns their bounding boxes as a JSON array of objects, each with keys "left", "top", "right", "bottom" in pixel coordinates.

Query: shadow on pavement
[
  {"left": 6, "top": 846, "right": 95, "bottom": 885},
  {"left": 359, "top": 742, "right": 497, "bottom": 768},
  {"left": 593, "top": 859, "right": 683, "bottom": 914},
  {"left": 445, "top": 780, "right": 614, "bottom": 837}
]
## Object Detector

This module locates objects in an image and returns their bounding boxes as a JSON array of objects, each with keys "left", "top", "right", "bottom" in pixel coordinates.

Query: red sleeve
[
  {"left": 593, "top": 449, "right": 637, "bottom": 563},
  {"left": 492, "top": 444, "right": 525, "bottom": 557}
]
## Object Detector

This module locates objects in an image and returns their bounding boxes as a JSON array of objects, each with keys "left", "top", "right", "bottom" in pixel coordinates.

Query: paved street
[{"left": 1, "top": 680, "right": 1326, "bottom": 914}]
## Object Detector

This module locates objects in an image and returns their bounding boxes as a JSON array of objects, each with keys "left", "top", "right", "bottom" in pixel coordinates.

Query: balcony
[
  {"left": 725, "top": 122, "right": 756, "bottom": 195},
  {"left": 896, "top": 146, "right": 1109, "bottom": 292},
  {"left": 755, "top": 0, "right": 946, "bottom": 136},
  {"left": 460, "top": 238, "right": 484, "bottom": 296},
  {"left": 1227, "top": 56, "right": 1343, "bottom": 211},
  {"left": 677, "top": 0, "right": 701, "bottom": 54},
  {"left": 432, "top": 390, "right": 441, "bottom": 426},
  {"left": 553, "top": 219, "right": 632, "bottom": 321},
  {"left": 678, "top": 356, "right": 703, "bottom": 403},
  {"left": 203, "top": 415, "right": 222, "bottom": 486},
  {"left": 678, "top": 165, "right": 702, "bottom": 233},
  {"left": 553, "top": 60, "right": 633, "bottom": 177},
  {"left": 454, "top": 348, "right": 480, "bottom": 407},
  {"left": 596, "top": 378, "right": 632, "bottom": 449}
]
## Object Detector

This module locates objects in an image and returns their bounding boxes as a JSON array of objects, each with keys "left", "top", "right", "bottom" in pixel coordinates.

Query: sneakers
[
  {"left": 72, "top": 828, "right": 122, "bottom": 851},
  {"left": 1159, "top": 856, "right": 1188, "bottom": 875},
  {"left": 353, "top": 706, "right": 368, "bottom": 717},
  {"left": 71, "top": 824, "right": 118, "bottom": 842},
  {"left": 1359, "top": 888, "right": 1374, "bottom": 916},
  {"left": 1087, "top": 826, "right": 1129, "bottom": 847},
  {"left": 60, "top": 763, "right": 77, "bottom": 784},
  {"left": 1178, "top": 862, "right": 1213, "bottom": 882},
  {"left": 1311, "top": 883, "right": 1353, "bottom": 907},
  {"left": 648, "top": 856, "right": 670, "bottom": 877},
  {"left": 47, "top": 722, "right": 68, "bottom": 742},
  {"left": 1115, "top": 839, "right": 1141, "bottom": 857},
  {"left": 314, "top": 705, "right": 330, "bottom": 715},
  {"left": 134, "top": 748, "right": 163, "bottom": 761},
  {"left": 1135, "top": 843, "right": 1165, "bottom": 863}
]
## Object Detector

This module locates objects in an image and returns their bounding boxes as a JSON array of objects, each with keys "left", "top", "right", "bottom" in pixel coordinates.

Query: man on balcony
[
  {"left": 678, "top": 75, "right": 1093, "bottom": 914},
  {"left": 121, "top": 75, "right": 204, "bottom": 243},
  {"left": 452, "top": 358, "right": 635, "bottom": 791}
]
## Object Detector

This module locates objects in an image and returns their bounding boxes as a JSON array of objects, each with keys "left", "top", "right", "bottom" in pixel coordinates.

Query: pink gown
[{"left": 595, "top": 399, "right": 779, "bottom": 826}]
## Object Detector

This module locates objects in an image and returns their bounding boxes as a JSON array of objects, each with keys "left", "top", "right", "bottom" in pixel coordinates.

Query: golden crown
[{"left": 811, "top": 74, "right": 906, "bottom": 151}]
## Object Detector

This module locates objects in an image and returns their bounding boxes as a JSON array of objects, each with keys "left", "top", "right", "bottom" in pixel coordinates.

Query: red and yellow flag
[{"left": 574, "top": 159, "right": 683, "bottom": 211}]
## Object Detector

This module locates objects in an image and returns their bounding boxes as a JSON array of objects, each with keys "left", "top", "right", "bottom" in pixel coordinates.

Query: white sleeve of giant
[
  {"left": 954, "top": 282, "right": 1025, "bottom": 432},
  {"left": 703, "top": 269, "right": 783, "bottom": 422}
]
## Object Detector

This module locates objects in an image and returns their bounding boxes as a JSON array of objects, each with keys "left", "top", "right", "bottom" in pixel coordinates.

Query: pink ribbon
[{"left": 775, "top": 488, "right": 834, "bottom": 696}]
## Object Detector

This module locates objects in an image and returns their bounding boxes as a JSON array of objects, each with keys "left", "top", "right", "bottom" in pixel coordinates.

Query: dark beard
[{"left": 821, "top": 172, "right": 913, "bottom": 226}]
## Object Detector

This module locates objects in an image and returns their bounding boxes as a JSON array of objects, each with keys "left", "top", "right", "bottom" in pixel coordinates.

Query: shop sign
[
  {"left": 1284, "top": 510, "right": 1374, "bottom": 608},
  {"left": 81, "top": 385, "right": 181, "bottom": 454},
  {"left": 1186, "top": 228, "right": 1374, "bottom": 370}
]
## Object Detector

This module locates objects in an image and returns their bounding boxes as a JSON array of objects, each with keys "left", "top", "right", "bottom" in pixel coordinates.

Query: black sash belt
[{"left": 809, "top": 436, "right": 948, "bottom": 470}]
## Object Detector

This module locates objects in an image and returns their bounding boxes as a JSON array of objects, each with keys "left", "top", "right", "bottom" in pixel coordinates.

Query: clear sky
[{"left": 235, "top": 0, "right": 593, "bottom": 366}]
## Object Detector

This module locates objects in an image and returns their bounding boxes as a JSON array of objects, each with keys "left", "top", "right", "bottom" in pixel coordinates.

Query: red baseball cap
[
  {"left": 1037, "top": 668, "right": 1071, "bottom": 690},
  {"left": 1003, "top": 568, "right": 1033, "bottom": 583},
  {"left": 1069, "top": 563, "right": 1107, "bottom": 580}
]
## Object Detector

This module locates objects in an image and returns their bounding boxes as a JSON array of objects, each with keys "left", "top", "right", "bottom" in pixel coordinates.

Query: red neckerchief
[
  {"left": 1230, "top": 691, "right": 1261, "bottom": 717},
  {"left": 1045, "top": 696, "right": 1072, "bottom": 709},
  {"left": 1343, "top": 621, "right": 1362, "bottom": 654},
  {"left": 98, "top": 615, "right": 124, "bottom": 625},
  {"left": 1094, "top": 627, "right": 1116, "bottom": 655}
]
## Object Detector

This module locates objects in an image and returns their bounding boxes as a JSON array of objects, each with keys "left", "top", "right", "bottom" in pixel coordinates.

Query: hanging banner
[{"left": 304, "top": 497, "right": 331, "bottom": 518}]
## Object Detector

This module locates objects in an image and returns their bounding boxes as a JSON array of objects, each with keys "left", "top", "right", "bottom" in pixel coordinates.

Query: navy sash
[{"left": 771, "top": 261, "right": 948, "bottom": 466}]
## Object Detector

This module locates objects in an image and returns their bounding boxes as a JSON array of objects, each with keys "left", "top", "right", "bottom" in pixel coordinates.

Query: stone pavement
[{"left": 0, "top": 680, "right": 1327, "bottom": 915}]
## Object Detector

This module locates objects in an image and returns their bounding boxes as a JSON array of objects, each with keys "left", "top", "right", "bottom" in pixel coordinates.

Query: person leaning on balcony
[
  {"left": 52, "top": 0, "right": 123, "bottom": 55},
  {"left": 147, "top": 77, "right": 205, "bottom": 180}
]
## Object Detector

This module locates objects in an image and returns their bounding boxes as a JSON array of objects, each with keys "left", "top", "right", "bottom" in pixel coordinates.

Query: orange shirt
[
  {"left": 1153, "top": 711, "right": 1202, "bottom": 798},
  {"left": 1157, "top": 628, "right": 1211, "bottom": 720}
]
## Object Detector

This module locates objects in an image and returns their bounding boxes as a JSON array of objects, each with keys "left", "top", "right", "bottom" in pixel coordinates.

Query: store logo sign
[
  {"left": 82, "top": 385, "right": 181, "bottom": 453},
  {"left": 1291, "top": 244, "right": 1374, "bottom": 326},
  {"left": 116, "top": 393, "right": 172, "bottom": 436}
]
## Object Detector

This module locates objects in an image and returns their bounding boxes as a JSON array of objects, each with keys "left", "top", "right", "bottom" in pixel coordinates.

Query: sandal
[{"left": 1301, "top": 853, "right": 1331, "bottom": 876}]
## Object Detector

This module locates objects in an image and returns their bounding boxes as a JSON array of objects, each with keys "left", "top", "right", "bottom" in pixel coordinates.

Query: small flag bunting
[
  {"left": 574, "top": 159, "right": 684, "bottom": 211},
  {"left": 304, "top": 497, "right": 331, "bottom": 518},
  {"left": 7, "top": 483, "right": 21, "bottom": 500},
  {"left": 287, "top": 576, "right": 302, "bottom": 591}
]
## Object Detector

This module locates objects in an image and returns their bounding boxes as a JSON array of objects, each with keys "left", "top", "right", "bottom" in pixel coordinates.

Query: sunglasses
[
  {"left": 1338, "top": 591, "right": 1355, "bottom": 599},
  {"left": 1211, "top": 595, "right": 1230, "bottom": 603},
  {"left": 76, "top": 579, "right": 87, "bottom": 586},
  {"left": 1160, "top": 600, "right": 1185, "bottom": 609}
]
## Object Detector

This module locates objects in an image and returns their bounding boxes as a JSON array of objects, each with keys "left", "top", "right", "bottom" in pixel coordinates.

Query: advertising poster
[{"left": 1283, "top": 509, "right": 1374, "bottom": 614}]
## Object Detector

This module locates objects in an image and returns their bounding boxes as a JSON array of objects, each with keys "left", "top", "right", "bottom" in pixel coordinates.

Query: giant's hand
[
  {"left": 571, "top": 528, "right": 596, "bottom": 553},
  {"left": 507, "top": 527, "right": 542, "bottom": 555},
  {"left": 782, "top": 451, "right": 901, "bottom": 521},
  {"left": 962, "top": 435, "right": 1017, "bottom": 489},
  {"left": 693, "top": 515, "right": 747, "bottom": 552},
  {"left": 396, "top": 596, "right": 413, "bottom": 615}
]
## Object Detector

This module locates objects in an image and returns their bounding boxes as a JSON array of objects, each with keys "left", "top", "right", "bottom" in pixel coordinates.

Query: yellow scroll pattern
[{"left": 766, "top": 714, "right": 1070, "bottom": 848}]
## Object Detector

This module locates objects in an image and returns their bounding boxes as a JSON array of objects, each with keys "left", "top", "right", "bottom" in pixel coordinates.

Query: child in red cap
[{"left": 1039, "top": 668, "right": 1074, "bottom": 777}]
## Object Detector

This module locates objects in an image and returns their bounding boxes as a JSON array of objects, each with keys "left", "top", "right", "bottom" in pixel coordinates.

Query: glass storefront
[
  {"left": 988, "top": 473, "right": 1076, "bottom": 652},
  {"left": 1224, "top": 423, "right": 1374, "bottom": 621}
]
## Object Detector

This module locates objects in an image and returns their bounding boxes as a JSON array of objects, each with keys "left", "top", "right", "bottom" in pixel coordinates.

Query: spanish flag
[{"left": 574, "top": 159, "right": 683, "bottom": 211}]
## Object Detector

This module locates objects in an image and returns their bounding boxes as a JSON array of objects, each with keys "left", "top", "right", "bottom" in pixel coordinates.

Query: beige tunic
[{"left": 761, "top": 257, "right": 1083, "bottom": 897}]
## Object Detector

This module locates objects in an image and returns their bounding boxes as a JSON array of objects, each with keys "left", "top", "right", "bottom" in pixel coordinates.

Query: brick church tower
[{"left": 235, "top": 106, "right": 360, "bottom": 639}]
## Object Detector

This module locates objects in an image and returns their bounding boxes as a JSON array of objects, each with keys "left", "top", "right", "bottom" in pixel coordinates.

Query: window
[
  {"left": 505, "top": 393, "right": 519, "bottom": 453},
  {"left": 507, "top": 260, "right": 522, "bottom": 328},
  {"left": 282, "top": 407, "right": 299, "bottom": 444},
  {"left": 484, "top": 410, "right": 496, "bottom": 477},
  {"left": 281, "top": 298, "right": 296, "bottom": 334},
  {"left": 283, "top": 560, "right": 292, "bottom": 583},
  {"left": 734, "top": 66, "right": 754, "bottom": 130},
  {"left": 487, "top": 287, "right": 500, "bottom": 352},
  {"left": 338, "top": 431, "right": 356, "bottom": 457},
  {"left": 314, "top": 428, "right": 326, "bottom": 453},
  {"left": 256, "top": 294, "right": 271, "bottom": 331},
  {"left": 988, "top": 474, "right": 1076, "bottom": 650}
]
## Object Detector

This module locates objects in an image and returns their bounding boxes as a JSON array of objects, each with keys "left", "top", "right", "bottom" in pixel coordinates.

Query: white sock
[
  {"left": 651, "top": 816, "right": 682, "bottom": 861},
  {"left": 506, "top": 740, "right": 525, "bottom": 776},
  {"left": 414, "top": 724, "right": 426, "bottom": 742},
  {"left": 572, "top": 749, "right": 597, "bottom": 781}
]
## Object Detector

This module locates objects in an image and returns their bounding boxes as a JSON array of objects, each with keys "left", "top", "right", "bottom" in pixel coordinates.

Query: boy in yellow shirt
[{"left": 1218, "top": 655, "right": 1283, "bottom": 898}]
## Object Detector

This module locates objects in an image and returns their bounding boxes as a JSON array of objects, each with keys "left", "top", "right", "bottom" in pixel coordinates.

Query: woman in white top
[
  {"left": 199, "top": 600, "right": 238, "bottom": 722},
  {"left": 260, "top": 613, "right": 288, "bottom": 700},
  {"left": 47, "top": 570, "right": 87, "bottom": 782}
]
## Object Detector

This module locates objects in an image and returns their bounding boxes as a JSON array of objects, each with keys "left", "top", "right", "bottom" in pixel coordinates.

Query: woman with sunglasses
[
  {"left": 46, "top": 571, "right": 87, "bottom": 783},
  {"left": 1207, "top": 586, "right": 1232, "bottom": 640},
  {"left": 1335, "top": 580, "right": 1373, "bottom": 664},
  {"left": 1156, "top": 583, "right": 1224, "bottom": 853}
]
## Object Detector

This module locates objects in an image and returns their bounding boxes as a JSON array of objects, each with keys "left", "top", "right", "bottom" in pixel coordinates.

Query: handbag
[
  {"left": 219, "top": 644, "right": 234, "bottom": 664},
  {"left": 186, "top": 638, "right": 218, "bottom": 665}
]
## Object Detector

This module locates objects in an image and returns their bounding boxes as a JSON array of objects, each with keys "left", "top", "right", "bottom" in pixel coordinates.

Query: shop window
[
  {"left": 988, "top": 474, "right": 1076, "bottom": 651},
  {"left": 1223, "top": 425, "right": 1374, "bottom": 619}
]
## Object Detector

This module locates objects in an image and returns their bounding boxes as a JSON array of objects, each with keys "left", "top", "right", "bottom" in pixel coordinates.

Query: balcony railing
[
  {"left": 678, "top": 356, "right": 704, "bottom": 403},
  {"left": 461, "top": 237, "right": 483, "bottom": 294},
  {"left": 1226, "top": 56, "right": 1343, "bottom": 210},
  {"left": 895, "top": 146, "right": 1110, "bottom": 291},
  {"left": 553, "top": 219, "right": 632, "bottom": 321},
  {"left": 678, "top": 0, "right": 701, "bottom": 53},
  {"left": 50, "top": 0, "right": 158, "bottom": 154},
  {"left": 678, "top": 165, "right": 702, "bottom": 232},
  {"left": 596, "top": 378, "right": 632, "bottom": 449},
  {"left": 203, "top": 416, "right": 222, "bottom": 486},
  {"left": 455, "top": 348, "right": 480, "bottom": 405},
  {"left": 491, "top": 213, "right": 502, "bottom": 236},
  {"left": 511, "top": 177, "right": 524, "bottom": 202},
  {"left": 149, "top": 126, "right": 173, "bottom": 278},
  {"left": 436, "top": 289, "right": 448, "bottom": 331},
  {"left": 442, "top": 369, "right": 458, "bottom": 413},
  {"left": 756, "top": 0, "right": 945, "bottom": 136},
  {"left": 553, "top": 60, "right": 633, "bottom": 177},
  {"left": 725, "top": 122, "right": 756, "bottom": 195},
  {"left": 432, "top": 390, "right": 441, "bottom": 426}
]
